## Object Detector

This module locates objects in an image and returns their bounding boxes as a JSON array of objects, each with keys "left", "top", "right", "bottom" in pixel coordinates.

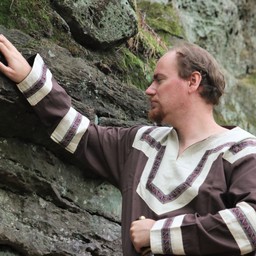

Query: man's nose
[{"left": 145, "top": 82, "right": 156, "bottom": 95}]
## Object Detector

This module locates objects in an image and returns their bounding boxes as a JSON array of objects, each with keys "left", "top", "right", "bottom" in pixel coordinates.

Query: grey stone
[
  {"left": 51, "top": 0, "right": 138, "bottom": 49},
  {"left": 1, "top": 0, "right": 256, "bottom": 255}
]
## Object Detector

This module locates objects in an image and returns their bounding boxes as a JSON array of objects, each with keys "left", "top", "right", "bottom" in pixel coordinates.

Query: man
[{"left": 0, "top": 34, "right": 256, "bottom": 255}]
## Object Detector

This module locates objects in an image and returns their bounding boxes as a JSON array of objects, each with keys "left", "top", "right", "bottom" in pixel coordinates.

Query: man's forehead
[
  {"left": 154, "top": 51, "right": 177, "bottom": 73},
  {"left": 160, "top": 50, "right": 176, "bottom": 61}
]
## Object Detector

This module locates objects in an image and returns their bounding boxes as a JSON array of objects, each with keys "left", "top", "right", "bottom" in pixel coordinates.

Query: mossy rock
[{"left": 137, "top": 1, "right": 185, "bottom": 45}]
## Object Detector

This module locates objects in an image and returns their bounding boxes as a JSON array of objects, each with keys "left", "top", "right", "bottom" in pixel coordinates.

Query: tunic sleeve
[
  {"left": 16, "top": 54, "right": 140, "bottom": 188},
  {"left": 150, "top": 151, "right": 256, "bottom": 255}
]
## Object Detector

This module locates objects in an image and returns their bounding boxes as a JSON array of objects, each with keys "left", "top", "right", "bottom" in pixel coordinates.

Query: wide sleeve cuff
[
  {"left": 150, "top": 219, "right": 166, "bottom": 254},
  {"left": 150, "top": 215, "right": 186, "bottom": 255},
  {"left": 17, "top": 54, "right": 53, "bottom": 106}
]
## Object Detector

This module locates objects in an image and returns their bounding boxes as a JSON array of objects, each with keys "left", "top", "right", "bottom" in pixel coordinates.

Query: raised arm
[{"left": 0, "top": 35, "right": 139, "bottom": 188}]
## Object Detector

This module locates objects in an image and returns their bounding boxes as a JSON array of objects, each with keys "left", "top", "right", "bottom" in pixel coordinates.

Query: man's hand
[
  {"left": 130, "top": 217, "right": 155, "bottom": 253},
  {"left": 0, "top": 34, "right": 31, "bottom": 83}
]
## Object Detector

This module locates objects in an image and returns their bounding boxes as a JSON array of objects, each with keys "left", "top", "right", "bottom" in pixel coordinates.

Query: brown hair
[{"left": 172, "top": 42, "right": 225, "bottom": 105}]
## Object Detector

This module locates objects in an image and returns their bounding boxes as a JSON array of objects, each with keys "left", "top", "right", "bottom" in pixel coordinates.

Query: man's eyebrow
[{"left": 153, "top": 73, "right": 166, "bottom": 80}]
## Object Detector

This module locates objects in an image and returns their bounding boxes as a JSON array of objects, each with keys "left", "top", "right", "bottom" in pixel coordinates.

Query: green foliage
[
  {"left": 0, "top": 0, "right": 52, "bottom": 37},
  {"left": 0, "top": 0, "right": 13, "bottom": 27},
  {"left": 110, "top": 0, "right": 186, "bottom": 89},
  {"left": 115, "top": 47, "right": 152, "bottom": 89},
  {"left": 0, "top": 0, "right": 86, "bottom": 57},
  {"left": 0, "top": 0, "right": 185, "bottom": 90},
  {"left": 112, "top": 27, "right": 167, "bottom": 89},
  {"left": 137, "top": 1, "right": 185, "bottom": 45},
  {"left": 110, "top": 2, "right": 175, "bottom": 90}
]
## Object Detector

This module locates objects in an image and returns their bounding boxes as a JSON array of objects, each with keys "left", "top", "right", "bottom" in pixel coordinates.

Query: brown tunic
[{"left": 17, "top": 54, "right": 256, "bottom": 255}]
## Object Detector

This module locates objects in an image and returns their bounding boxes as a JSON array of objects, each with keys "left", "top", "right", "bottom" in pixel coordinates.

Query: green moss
[
  {"left": 110, "top": 3, "right": 172, "bottom": 90},
  {"left": 112, "top": 0, "right": 186, "bottom": 90},
  {"left": 0, "top": 1, "right": 13, "bottom": 27},
  {"left": 123, "top": 32, "right": 162, "bottom": 88},
  {"left": 0, "top": 0, "right": 181, "bottom": 90},
  {"left": 0, "top": 0, "right": 86, "bottom": 57},
  {"left": 116, "top": 47, "right": 152, "bottom": 89},
  {"left": 107, "top": 28, "right": 167, "bottom": 90},
  {"left": 240, "top": 72, "right": 256, "bottom": 86},
  {"left": 0, "top": 0, "right": 52, "bottom": 36},
  {"left": 137, "top": 1, "right": 185, "bottom": 45}
]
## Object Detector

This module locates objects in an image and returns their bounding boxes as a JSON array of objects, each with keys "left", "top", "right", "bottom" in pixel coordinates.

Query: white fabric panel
[
  {"left": 51, "top": 107, "right": 90, "bottom": 153},
  {"left": 17, "top": 54, "right": 52, "bottom": 106}
]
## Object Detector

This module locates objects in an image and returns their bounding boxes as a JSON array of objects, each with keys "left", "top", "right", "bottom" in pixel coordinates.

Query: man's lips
[{"left": 149, "top": 100, "right": 158, "bottom": 109}]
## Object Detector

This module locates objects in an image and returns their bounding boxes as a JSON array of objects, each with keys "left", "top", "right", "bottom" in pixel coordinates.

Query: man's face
[{"left": 145, "top": 51, "right": 189, "bottom": 125}]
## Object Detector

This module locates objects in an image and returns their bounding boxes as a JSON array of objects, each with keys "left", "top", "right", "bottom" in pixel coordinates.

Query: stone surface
[
  {"left": 172, "top": 0, "right": 256, "bottom": 76},
  {"left": 0, "top": 0, "right": 256, "bottom": 255},
  {"left": 51, "top": 0, "right": 138, "bottom": 49},
  {"left": 0, "top": 137, "right": 123, "bottom": 255}
]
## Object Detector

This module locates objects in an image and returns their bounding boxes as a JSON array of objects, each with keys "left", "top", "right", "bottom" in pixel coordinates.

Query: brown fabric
[{"left": 20, "top": 56, "right": 256, "bottom": 256}]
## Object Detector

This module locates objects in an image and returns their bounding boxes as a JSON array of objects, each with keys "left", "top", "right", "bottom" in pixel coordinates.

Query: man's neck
[{"left": 173, "top": 116, "right": 228, "bottom": 157}]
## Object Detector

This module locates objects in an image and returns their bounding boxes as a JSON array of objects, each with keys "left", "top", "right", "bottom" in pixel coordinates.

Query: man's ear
[{"left": 188, "top": 71, "right": 202, "bottom": 92}]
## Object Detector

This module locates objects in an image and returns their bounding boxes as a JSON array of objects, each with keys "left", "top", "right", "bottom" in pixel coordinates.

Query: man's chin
[{"left": 148, "top": 111, "right": 163, "bottom": 125}]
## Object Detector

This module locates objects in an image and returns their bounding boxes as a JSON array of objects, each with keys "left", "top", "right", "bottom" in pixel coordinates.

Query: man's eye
[{"left": 147, "top": 80, "right": 153, "bottom": 87}]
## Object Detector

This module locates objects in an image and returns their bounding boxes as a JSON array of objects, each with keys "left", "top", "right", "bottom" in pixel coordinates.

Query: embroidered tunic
[{"left": 17, "top": 54, "right": 256, "bottom": 255}]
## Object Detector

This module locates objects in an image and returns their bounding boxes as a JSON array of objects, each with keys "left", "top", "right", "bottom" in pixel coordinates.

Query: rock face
[
  {"left": 0, "top": 27, "right": 126, "bottom": 255},
  {"left": 0, "top": 0, "right": 256, "bottom": 255},
  {"left": 51, "top": 0, "right": 138, "bottom": 49},
  {"left": 0, "top": 21, "right": 148, "bottom": 254},
  {"left": 172, "top": 0, "right": 256, "bottom": 77},
  {"left": 0, "top": 138, "right": 122, "bottom": 256}
]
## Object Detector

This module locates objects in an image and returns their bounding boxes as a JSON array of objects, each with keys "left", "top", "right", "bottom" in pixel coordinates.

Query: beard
[{"left": 148, "top": 107, "right": 165, "bottom": 125}]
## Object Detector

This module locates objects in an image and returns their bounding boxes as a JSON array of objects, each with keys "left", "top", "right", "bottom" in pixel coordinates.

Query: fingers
[
  {"left": 0, "top": 34, "right": 16, "bottom": 69},
  {"left": 130, "top": 220, "right": 140, "bottom": 252},
  {"left": 0, "top": 52, "right": 8, "bottom": 66},
  {"left": 0, "top": 40, "right": 9, "bottom": 66},
  {"left": 0, "top": 34, "right": 32, "bottom": 83},
  {"left": 130, "top": 218, "right": 154, "bottom": 253},
  {"left": 0, "top": 34, "right": 18, "bottom": 52},
  {"left": 130, "top": 217, "right": 156, "bottom": 253}
]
